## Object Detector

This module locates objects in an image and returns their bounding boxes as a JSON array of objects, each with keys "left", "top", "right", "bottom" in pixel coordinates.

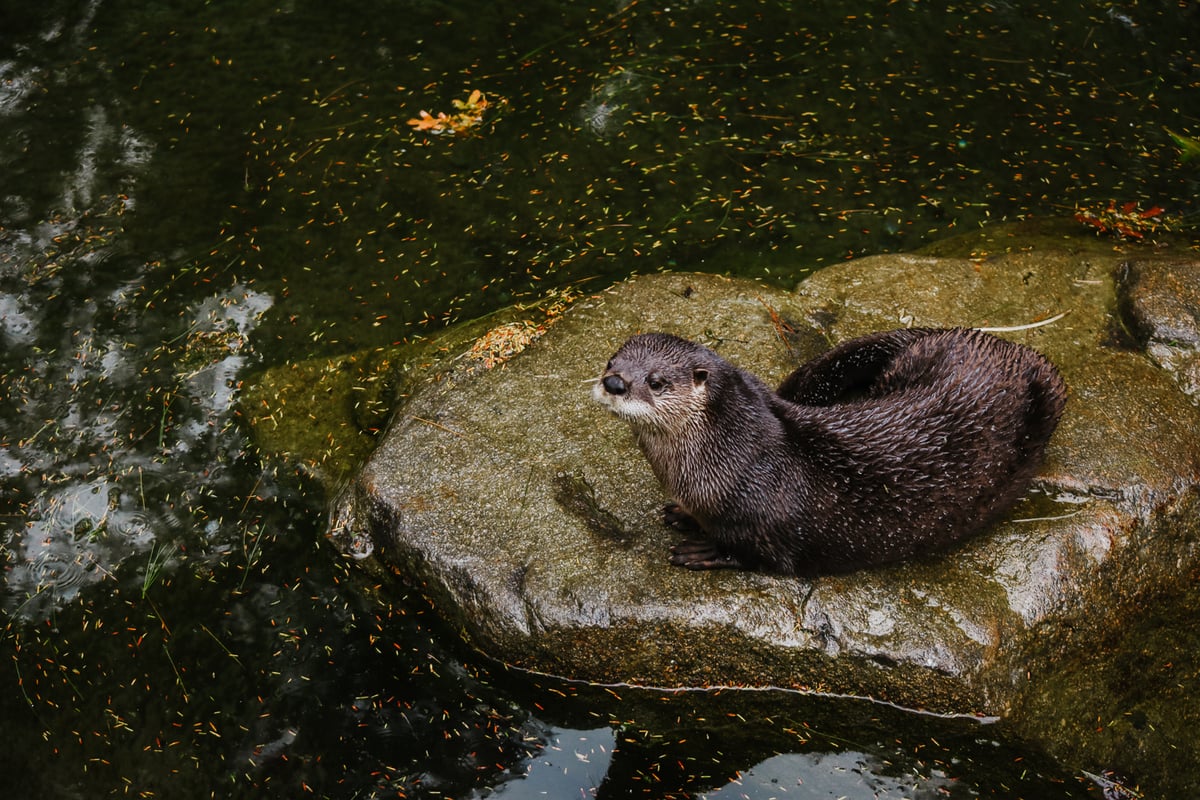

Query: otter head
[{"left": 592, "top": 333, "right": 714, "bottom": 433}]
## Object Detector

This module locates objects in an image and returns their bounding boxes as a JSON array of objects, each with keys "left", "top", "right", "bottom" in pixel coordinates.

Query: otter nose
[{"left": 602, "top": 374, "right": 628, "bottom": 396}]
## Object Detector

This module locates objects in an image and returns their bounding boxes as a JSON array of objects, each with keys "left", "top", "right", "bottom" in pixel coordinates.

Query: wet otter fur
[{"left": 592, "top": 329, "right": 1066, "bottom": 576}]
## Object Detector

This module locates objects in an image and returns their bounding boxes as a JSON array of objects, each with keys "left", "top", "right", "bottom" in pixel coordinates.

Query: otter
[{"left": 592, "top": 329, "right": 1066, "bottom": 576}]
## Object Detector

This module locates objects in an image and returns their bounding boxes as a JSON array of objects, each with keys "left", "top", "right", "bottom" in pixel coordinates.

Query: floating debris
[
  {"left": 460, "top": 286, "right": 583, "bottom": 370},
  {"left": 1074, "top": 201, "right": 1167, "bottom": 240},
  {"left": 407, "top": 89, "right": 499, "bottom": 135},
  {"left": 463, "top": 320, "right": 545, "bottom": 370}
]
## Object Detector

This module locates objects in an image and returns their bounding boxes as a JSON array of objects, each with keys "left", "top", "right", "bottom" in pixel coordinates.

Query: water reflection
[
  {"left": 7, "top": 478, "right": 117, "bottom": 612},
  {"left": 0, "top": 16, "right": 273, "bottom": 616},
  {"left": 472, "top": 726, "right": 972, "bottom": 799},
  {"left": 0, "top": 59, "right": 39, "bottom": 113},
  {"left": 703, "top": 751, "right": 964, "bottom": 799},
  {"left": 2, "top": 271, "right": 272, "bottom": 618},
  {"left": 472, "top": 725, "right": 617, "bottom": 798},
  {"left": 0, "top": 293, "right": 34, "bottom": 342}
]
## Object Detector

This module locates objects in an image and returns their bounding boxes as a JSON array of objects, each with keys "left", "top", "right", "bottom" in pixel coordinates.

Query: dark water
[{"left": 1, "top": 1, "right": 1196, "bottom": 797}]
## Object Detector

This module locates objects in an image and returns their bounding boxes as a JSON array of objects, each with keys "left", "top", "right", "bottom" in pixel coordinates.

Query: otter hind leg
[{"left": 669, "top": 538, "right": 744, "bottom": 570}]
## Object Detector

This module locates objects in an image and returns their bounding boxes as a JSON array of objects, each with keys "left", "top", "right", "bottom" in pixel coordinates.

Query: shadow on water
[{"left": 1, "top": 0, "right": 1197, "bottom": 796}]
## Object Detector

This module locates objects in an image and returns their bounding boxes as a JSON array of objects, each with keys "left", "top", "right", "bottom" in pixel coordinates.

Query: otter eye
[{"left": 646, "top": 373, "right": 668, "bottom": 393}]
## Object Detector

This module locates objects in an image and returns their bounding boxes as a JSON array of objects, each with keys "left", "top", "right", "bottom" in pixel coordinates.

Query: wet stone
[
  {"left": 1119, "top": 258, "right": 1200, "bottom": 399},
  {"left": 319, "top": 244, "right": 1200, "bottom": 790}
]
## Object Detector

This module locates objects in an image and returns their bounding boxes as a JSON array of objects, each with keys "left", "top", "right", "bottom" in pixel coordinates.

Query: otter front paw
[
  {"left": 669, "top": 538, "right": 743, "bottom": 570},
  {"left": 663, "top": 503, "right": 702, "bottom": 532}
]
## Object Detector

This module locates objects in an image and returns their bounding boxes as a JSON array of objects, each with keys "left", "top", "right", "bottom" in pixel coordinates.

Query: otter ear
[{"left": 693, "top": 368, "right": 708, "bottom": 385}]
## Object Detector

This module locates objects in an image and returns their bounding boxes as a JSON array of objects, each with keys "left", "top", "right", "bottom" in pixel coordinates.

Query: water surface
[{"left": 2, "top": 1, "right": 1197, "bottom": 796}]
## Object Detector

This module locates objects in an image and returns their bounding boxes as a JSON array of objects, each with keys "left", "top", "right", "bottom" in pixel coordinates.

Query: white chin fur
[{"left": 592, "top": 383, "right": 656, "bottom": 422}]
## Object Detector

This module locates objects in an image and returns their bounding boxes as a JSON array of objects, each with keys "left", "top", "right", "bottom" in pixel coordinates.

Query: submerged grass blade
[
  {"left": 142, "top": 540, "right": 174, "bottom": 598},
  {"left": 1166, "top": 127, "right": 1200, "bottom": 163}
]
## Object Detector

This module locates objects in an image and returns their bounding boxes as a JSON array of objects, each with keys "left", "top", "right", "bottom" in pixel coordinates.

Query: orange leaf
[{"left": 407, "top": 110, "right": 449, "bottom": 131}]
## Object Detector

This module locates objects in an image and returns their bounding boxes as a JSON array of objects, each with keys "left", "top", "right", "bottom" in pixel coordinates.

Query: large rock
[{"left": 327, "top": 243, "right": 1200, "bottom": 788}]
